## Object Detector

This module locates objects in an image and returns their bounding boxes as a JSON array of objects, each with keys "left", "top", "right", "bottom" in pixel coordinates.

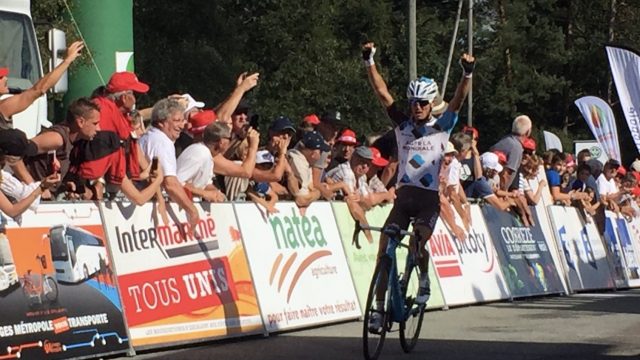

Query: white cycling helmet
[{"left": 406, "top": 76, "right": 439, "bottom": 102}]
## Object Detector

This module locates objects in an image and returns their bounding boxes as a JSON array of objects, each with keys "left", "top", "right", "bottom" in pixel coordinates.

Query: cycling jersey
[{"left": 387, "top": 103, "right": 458, "bottom": 192}]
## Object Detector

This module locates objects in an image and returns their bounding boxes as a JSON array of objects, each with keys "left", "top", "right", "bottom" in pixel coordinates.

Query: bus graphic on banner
[{"left": 50, "top": 225, "right": 109, "bottom": 283}]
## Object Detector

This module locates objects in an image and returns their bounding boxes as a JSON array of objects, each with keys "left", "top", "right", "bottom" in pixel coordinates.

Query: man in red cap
[
  {"left": 0, "top": 41, "right": 84, "bottom": 129},
  {"left": 327, "top": 128, "right": 358, "bottom": 172},
  {"left": 79, "top": 71, "right": 151, "bottom": 197},
  {"left": 364, "top": 147, "right": 395, "bottom": 207}
]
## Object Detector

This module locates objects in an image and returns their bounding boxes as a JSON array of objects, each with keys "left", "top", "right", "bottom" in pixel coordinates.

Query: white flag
[
  {"left": 543, "top": 131, "right": 563, "bottom": 152},
  {"left": 574, "top": 96, "right": 621, "bottom": 162}
]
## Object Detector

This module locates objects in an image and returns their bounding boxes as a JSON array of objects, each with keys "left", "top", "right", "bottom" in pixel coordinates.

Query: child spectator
[
  {"left": 247, "top": 150, "right": 280, "bottom": 214},
  {"left": 0, "top": 129, "right": 60, "bottom": 220}
]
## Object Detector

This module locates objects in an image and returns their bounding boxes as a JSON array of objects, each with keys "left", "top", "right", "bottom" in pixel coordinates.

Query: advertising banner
[
  {"left": 614, "top": 216, "right": 640, "bottom": 287},
  {"left": 428, "top": 205, "right": 510, "bottom": 306},
  {"left": 605, "top": 45, "right": 640, "bottom": 155},
  {"left": 622, "top": 214, "right": 640, "bottom": 288},
  {"left": 603, "top": 211, "right": 630, "bottom": 288},
  {"left": 547, "top": 206, "right": 615, "bottom": 291},
  {"left": 0, "top": 202, "right": 129, "bottom": 359},
  {"left": 481, "top": 206, "right": 564, "bottom": 297},
  {"left": 331, "top": 203, "right": 445, "bottom": 311},
  {"left": 100, "top": 202, "right": 262, "bottom": 348},
  {"left": 235, "top": 202, "right": 360, "bottom": 332},
  {"left": 574, "top": 96, "right": 621, "bottom": 162}
]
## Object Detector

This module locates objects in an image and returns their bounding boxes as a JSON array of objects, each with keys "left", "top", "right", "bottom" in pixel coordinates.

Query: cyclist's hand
[
  {"left": 362, "top": 42, "right": 377, "bottom": 66},
  {"left": 459, "top": 53, "right": 476, "bottom": 76}
]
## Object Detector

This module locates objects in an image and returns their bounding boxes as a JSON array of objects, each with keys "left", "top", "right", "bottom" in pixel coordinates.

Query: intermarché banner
[
  {"left": 481, "top": 206, "right": 565, "bottom": 297},
  {"left": 100, "top": 202, "right": 263, "bottom": 349},
  {"left": 0, "top": 203, "right": 129, "bottom": 359},
  {"left": 235, "top": 202, "right": 361, "bottom": 332}
]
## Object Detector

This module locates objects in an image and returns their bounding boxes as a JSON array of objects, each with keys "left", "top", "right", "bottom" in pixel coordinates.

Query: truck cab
[{"left": 0, "top": 0, "right": 59, "bottom": 138}]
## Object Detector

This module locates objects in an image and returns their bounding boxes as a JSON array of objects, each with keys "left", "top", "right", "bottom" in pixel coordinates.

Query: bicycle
[
  {"left": 354, "top": 222, "right": 427, "bottom": 360},
  {"left": 20, "top": 254, "right": 59, "bottom": 307}
]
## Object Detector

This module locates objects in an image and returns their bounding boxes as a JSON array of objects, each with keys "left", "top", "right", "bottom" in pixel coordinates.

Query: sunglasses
[{"left": 409, "top": 99, "right": 430, "bottom": 107}]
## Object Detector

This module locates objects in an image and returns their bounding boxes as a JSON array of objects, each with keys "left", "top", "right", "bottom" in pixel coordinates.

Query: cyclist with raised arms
[{"left": 362, "top": 42, "right": 474, "bottom": 331}]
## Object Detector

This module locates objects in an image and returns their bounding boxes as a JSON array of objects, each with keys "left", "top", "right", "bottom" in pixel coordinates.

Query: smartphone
[
  {"left": 47, "top": 151, "right": 60, "bottom": 175},
  {"left": 151, "top": 157, "right": 159, "bottom": 173}
]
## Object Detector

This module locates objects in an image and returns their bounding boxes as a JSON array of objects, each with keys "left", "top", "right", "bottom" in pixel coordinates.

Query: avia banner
[
  {"left": 331, "top": 202, "right": 446, "bottom": 311},
  {"left": 574, "top": 96, "right": 621, "bottom": 162},
  {"left": 606, "top": 45, "right": 640, "bottom": 154},
  {"left": 481, "top": 206, "right": 565, "bottom": 297},
  {"left": 235, "top": 202, "right": 360, "bottom": 332},
  {"left": 0, "top": 203, "right": 129, "bottom": 359},
  {"left": 100, "top": 202, "right": 263, "bottom": 349},
  {"left": 428, "top": 206, "right": 510, "bottom": 306},
  {"left": 547, "top": 206, "right": 615, "bottom": 291}
]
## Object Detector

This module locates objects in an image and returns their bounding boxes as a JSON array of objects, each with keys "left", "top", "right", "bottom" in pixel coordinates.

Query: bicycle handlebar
[
  {"left": 352, "top": 221, "right": 418, "bottom": 249},
  {"left": 358, "top": 224, "right": 417, "bottom": 238}
]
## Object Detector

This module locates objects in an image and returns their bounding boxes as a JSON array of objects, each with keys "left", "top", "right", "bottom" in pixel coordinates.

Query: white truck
[
  {"left": 0, "top": 231, "right": 18, "bottom": 291},
  {"left": 0, "top": 0, "right": 67, "bottom": 138}
]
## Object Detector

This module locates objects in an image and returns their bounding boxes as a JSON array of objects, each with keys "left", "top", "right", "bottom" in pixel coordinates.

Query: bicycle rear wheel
[
  {"left": 363, "top": 256, "right": 391, "bottom": 360},
  {"left": 399, "top": 263, "right": 425, "bottom": 353}
]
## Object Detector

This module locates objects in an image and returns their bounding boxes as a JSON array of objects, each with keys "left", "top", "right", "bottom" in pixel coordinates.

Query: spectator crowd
[{"left": 0, "top": 40, "right": 638, "bottom": 238}]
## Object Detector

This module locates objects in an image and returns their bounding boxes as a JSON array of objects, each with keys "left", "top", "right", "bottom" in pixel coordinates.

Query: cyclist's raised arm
[
  {"left": 446, "top": 53, "right": 475, "bottom": 114},
  {"left": 363, "top": 42, "right": 395, "bottom": 110}
]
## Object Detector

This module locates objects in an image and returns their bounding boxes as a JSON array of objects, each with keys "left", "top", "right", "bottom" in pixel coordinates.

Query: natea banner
[
  {"left": 574, "top": 95, "right": 621, "bottom": 162},
  {"left": 100, "top": 201, "right": 263, "bottom": 349},
  {"left": 481, "top": 205, "right": 564, "bottom": 297},
  {"left": 0, "top": 203, "right": 129, "bottom": 360},
  {"left": 428, "top": 206, "right": 510, "bottom": 306},
  {"left": 235, "top": 202, "right": 360, "bottom": 332},
  {"left": 606, "top": 45, "right": 640, "bottom": 155}
]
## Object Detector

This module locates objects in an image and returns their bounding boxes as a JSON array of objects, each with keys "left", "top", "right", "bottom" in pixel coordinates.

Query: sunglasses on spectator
[{"left": 409, "top": 99, "right": 430, "bottom": 107}]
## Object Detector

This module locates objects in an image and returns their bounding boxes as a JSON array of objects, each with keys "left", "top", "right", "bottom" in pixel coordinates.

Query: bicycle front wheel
[
  {"left": 363, "top": 256, "right": 391, "bottom": 360},
  {"left": 399, "top": 263, "right": 425, "bottom": 353},
  {"left": 44, "top": 277, "right": 59, "bottom": 303}
]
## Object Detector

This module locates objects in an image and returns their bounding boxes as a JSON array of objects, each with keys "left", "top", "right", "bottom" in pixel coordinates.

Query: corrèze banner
[{"left": 481, "top": 205, "right": 564, "bottom": 297}]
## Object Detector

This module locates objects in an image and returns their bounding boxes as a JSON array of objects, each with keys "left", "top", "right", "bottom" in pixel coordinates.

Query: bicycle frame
[{"left": 364, "top": 224, "right": 419, "bottom": 324}]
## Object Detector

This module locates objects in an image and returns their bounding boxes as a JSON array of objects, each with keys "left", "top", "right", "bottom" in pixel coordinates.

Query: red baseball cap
[
  {"left": 521, "top": 137, "right": 536, "bottom": 152},
  {"left": 106, "top": 72, "right": 149, "bottom": 93},
  {"left": 617, "top": 165, "right": 627, "bottom": 177},
  {"left": 0, "top": 67, "right": 8, "bottom": 77},
  {"left": 303, "top": 114, "right": 321, "bottom": 125},
  {"left": 370, "top": 147, "right": 389, "bottom": 167},
  {"left": 462, "top": 125, "right": 479, "bottom": 140},
  {"left": 188, "top": 110, "right": 217, "bottom": 135},
  {"left": 337, "top": 129, "right": 358, "bottom": 145},
  {"left": 493, "top": 150, "right": 508, "bottom": 165}
]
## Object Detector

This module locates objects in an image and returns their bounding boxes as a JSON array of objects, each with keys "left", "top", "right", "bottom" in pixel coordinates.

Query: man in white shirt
[
  {"left": 177, "top": 115, "right": 228, "bottom": 202},
  {"left": 597, "top": 159, "right": 622, "bottom": 211},
  {"left": 139, "top": 98, "right": 200, "bottom": 227}
]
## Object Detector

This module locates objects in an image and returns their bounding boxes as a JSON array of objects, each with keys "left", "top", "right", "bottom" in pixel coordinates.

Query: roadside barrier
[{"left": 0, "top": 193, "right": 640, "bottom": 358}]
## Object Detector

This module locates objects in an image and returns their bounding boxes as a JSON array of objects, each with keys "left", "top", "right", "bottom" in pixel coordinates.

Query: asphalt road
[{"left": 117, "top": 289, "right": 640, "bottom": 360}]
